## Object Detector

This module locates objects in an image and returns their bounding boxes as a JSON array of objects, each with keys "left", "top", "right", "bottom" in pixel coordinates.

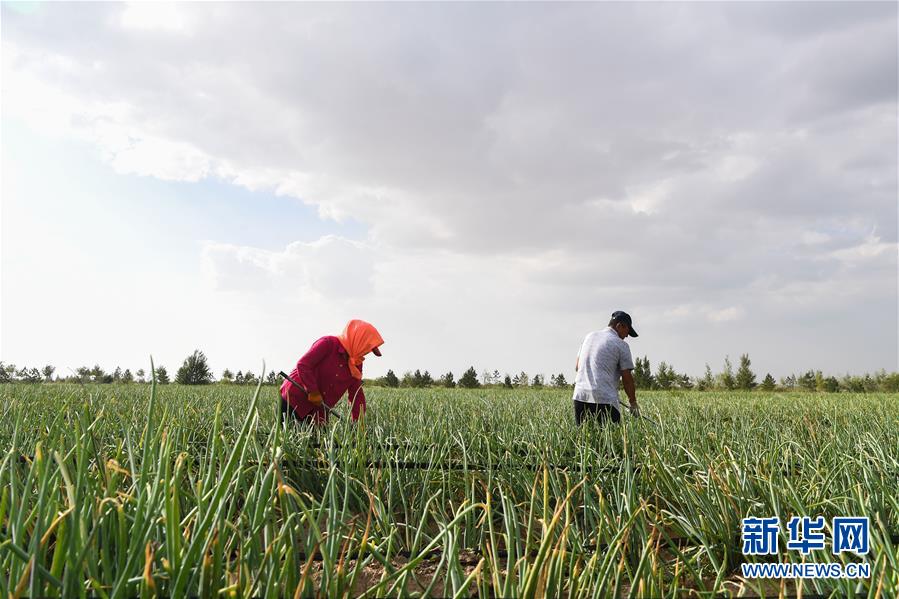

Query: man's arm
[{"left": 620, "top": 369, "right": 639, "bottom": 414}]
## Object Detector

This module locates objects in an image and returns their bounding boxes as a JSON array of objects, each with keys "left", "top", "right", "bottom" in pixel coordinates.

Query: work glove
[{"left": 308, "top": 391, "right": 323, "bottom": 406}]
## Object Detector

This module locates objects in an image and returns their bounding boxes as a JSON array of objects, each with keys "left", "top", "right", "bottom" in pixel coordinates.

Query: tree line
[
  {"left": 630, "top": 354, "right": 899, "bottom": 393},
  {"left": 367, "top": 368, "right": 571, "bottom": 389},
  {"left": 2, "top": 351, "right": 898, "bottom": 393}
]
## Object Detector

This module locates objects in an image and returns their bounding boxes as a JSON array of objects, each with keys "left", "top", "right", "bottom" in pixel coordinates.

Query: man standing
[{"left": 573, "top": 311, "right": 641, "bottom": 425}]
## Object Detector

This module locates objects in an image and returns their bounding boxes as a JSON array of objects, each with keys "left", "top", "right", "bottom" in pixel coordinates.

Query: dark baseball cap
[{"left": 611, "top": 311, "right": 638, "bottom": 337}]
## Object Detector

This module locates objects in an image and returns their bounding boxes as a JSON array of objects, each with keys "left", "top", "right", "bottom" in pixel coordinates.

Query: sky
[{"left": 2, "top": 2, "right": 897, "bottom": 381}]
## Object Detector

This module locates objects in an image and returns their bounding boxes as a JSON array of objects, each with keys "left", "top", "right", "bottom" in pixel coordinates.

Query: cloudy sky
[{"left": 2, "top": 2, "right": 896, "bottom": 381}]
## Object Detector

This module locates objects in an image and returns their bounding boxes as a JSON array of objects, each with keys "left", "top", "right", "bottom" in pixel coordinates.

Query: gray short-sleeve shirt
[{"left": 572, "top": 327, "right": 635, "bottom": 408}]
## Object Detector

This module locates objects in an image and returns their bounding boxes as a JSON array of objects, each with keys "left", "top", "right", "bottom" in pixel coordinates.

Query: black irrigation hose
[
  {"left": 269, "top": 457, "right": 899, "bottom": 481},
  {"left": 13, "top": 453, "right": 899, "bottom": 480},
  {"left": 290, "top": 535, "right": 700, "bottom": 563},
  {"left": 290, "top": 531, "right": 899, "bottom": 563}
]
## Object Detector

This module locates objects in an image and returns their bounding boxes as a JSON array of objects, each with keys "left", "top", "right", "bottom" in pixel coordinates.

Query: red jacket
[{"left": 280, "top": 336, "right": 366, "bottom": 422}]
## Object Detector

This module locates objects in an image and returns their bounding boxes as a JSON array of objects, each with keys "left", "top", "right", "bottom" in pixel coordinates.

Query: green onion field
[{"left": 1, "top": 381, "right": 897, "bottom": 597}]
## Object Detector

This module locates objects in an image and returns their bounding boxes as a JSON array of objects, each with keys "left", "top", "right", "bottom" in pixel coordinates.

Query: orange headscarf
[{"left": 337, "top": 319, "right": 384, "bottom": 379}]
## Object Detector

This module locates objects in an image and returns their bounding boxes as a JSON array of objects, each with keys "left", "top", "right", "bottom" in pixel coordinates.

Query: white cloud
[
  {"left": 202, "top": 236, "right": 375, "bottom": 300},
  {"left": 708, "top": 307, "right": 745, "bottom": 323},
  {"left": 2, "top": 2, "right": 896, "bottom": 376},
  {"left": 118, "top": 2, "right": 195, "bottom": 33}
]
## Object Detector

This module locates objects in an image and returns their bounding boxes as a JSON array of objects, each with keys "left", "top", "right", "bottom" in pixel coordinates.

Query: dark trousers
[
  {"left": 280, "top": 392, "right": 314, "bottom": 425},
  {"left": 574, "top": 401, "right": 620, "bottom": 425}
]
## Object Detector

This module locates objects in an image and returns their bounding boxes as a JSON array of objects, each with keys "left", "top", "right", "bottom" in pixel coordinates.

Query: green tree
[
  {"left": 882, "top": 373, "right": 899, "bottom": 392},
  {"left": 439, "top": 372, "right": 456, "bottom": 388},
  {"left": 221, "top": 369, "right": 234, "bottom": 383},
  {"left": 553, "top": 373, "right": 568, "bottom": 387},
  {"left": 75, "top": 367, "right": 91, "bottom": 384},
  {"left": 421, "top": 370, "right": 434, "bottom": 387},
  {"left": 266, "top": 371, "right": 278, "bottom": 385},
  {"left": 503, "top": 374, "right": 513, "bottom": 388},
  {"left": 122, "top": 369, "right": 134, "bottom": 384},
  {"left": 401, "top": 371, "right": 418, "bottom": 387},
  {"left": 632, "top": 357, "right": 654, "bottom": 389},
  {"left": 90, "top": 365, "right": 108, "bottom": 384},
  {"left": 155, "top": 366, "right": 170, "bottom": 385},
  {"left": 696, "top": 364, "right": 715, "bottom": 391},
  {"left": 19, "top": 367, "right": 42, "bottom": 383},
  {"left": 235, "top": 371, "right": 245, "bottom": 385},
  {"left": 735, "top": 354, "right": 757, "bottom": 390},
  {"left": 459, "top": 367, "right": 480, "bottom": 388},
  {"left": 136, "top": 368, "right": 146, "bottom": 383},
  {"left": 719, "top": 356, "right": 735, "bottom": 391},
  {"left": 798, "top": 370, "right": 816, "bottom": 391},
  {"left": 840, "top": 375, "right": 864, "bottom": 393},
  {"left": 655, "top": 361, "right": 677, "bottom": 390},
  {"left": 532, "top": 374, "right": 544, "bottom": 388},
  {"left": 821, "top": 376, "right": 840, "bottom": 392},
  {"left": 384, "top": 369, "right": 399, "bottom": 388},
  {"left": 760, "top": 373, "right": 776, "bottom": 391},
  {"left": 814, "top": 370, "right": 827, "bottom": 392},
  {"left": 42, "top": 365, "right": 55, "bottom": 382},
  {"left": 175, "top": 350, "right": 213, "bottom": 385},
  {"left": 113, "top": 367, "right": 123, "bottom": 383}
]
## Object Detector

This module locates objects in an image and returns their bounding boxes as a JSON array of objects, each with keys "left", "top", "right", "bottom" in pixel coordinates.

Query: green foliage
[
  {"left": 633, "top": 356, "right": 655, "bottom": 389},
  {"left": 503, "top": 374, "right": 513, "bottom": 388},
  {"left": 458, "top": 366, "right": 480, "bottom": 388},
  {"left": 882, "top": 372, "right": 899, "bottom": 393},
  {"left": 654, "top": 361, "right": 677, "bottom": 390},
  {"left": 91, "top": 364, "right": 113, "bottom": 384},
  {"left": 511, "top": 371, "right": 529, "bottom": 387},
  {"left": 221, "top": 369, "right": 234, "bottom": 383},
  {"left": 696, "top": 364, "right": 715, "bottom": 391},
  {"left": 798, "top": 370, "right": 816, "bottom": 391},
  {"left": 735, "top": 354, "right": 757, "bottom": 390},
  {"left": 154, "top": 365, "right": 170, "bottom": 384},
  {"left": 17, "top": 367, "right": 43, "bottom": 383},
  {"left": 439, "top": 371, "right": 456, "bottom": 388},
  {"left": 719, "top": 356, "right": 735, "bottom": 390},
  {"left": 421, "top": 370, "right": 434, "bottom": 387},
  {"left": 821, "top": 376, "right": 840, "bottom": 393},
  {"left": 552, "top": 373, "right": 568, "bottom": 387},
  {"left": 175, "top": 350, "right": 213, "bottom": 385},
  {"left": 760, "top": 373, "right": 776, "bottom": 391},
  {"left": 384, "top": 369, "right": 399, "bottom": 388},
  {"left": 531, "top": 374, "right": 544, "bottom": 388}
]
